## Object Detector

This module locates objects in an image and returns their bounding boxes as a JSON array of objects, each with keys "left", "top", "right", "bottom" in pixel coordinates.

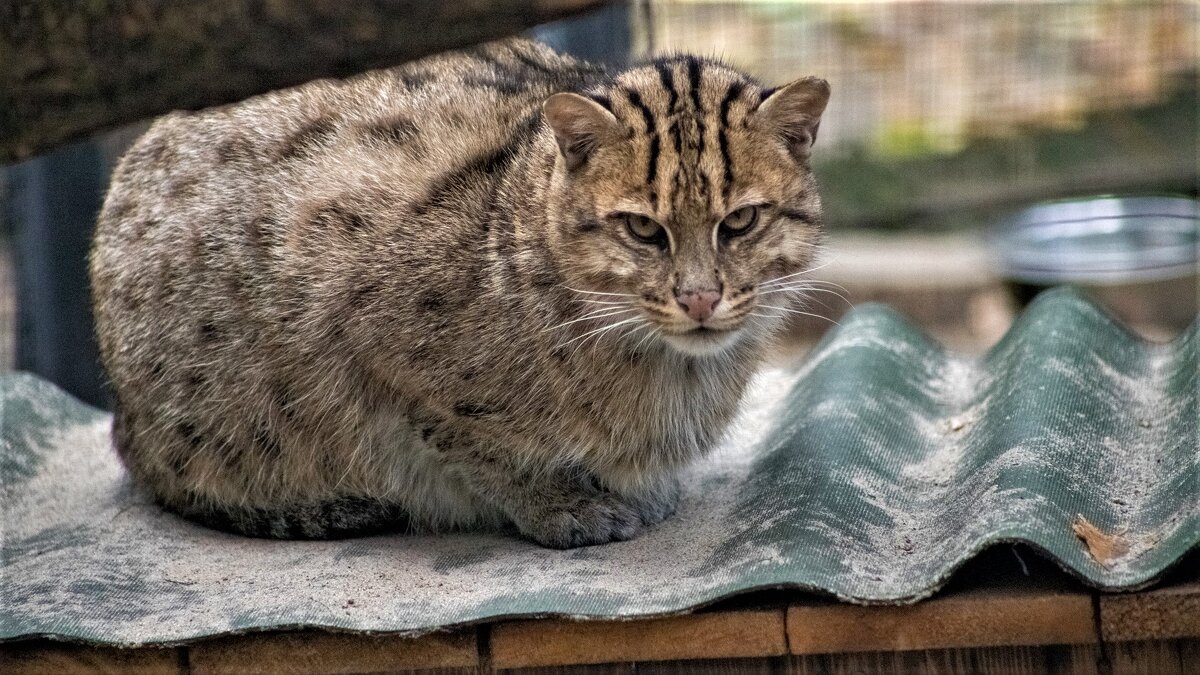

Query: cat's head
[{"left": 543, "top": 57, "right": 829, "bottom": 358}]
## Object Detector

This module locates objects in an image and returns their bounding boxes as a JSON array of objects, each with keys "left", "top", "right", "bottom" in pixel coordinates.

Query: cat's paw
[
  {"left": 626, "top": 476, "right": 680, "bottom": 527},
  {"left": 516, "top": 492, "right": 645, "bottom": 549}
]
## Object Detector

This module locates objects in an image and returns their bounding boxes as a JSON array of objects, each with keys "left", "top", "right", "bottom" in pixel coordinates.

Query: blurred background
[{"left": 2, "top": 0, "right": 1197, "bottom": 407}]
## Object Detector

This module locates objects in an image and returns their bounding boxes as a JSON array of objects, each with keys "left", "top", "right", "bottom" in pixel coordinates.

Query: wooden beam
[
  {"left": 490, "top": 610, "right": 788, "bottom": 669},
  {"left": 187, "top": 629, "right": 478, "bottom": 674},
  {"left": 787, "top": 591, "right": 1097, "bottom": 655},
  {"left": 4, "top": 558, "right": 1197, "bottom": 672},
  {"left": 0, "top": 0, "right": 609, "bottom": 162},
  {"left": 784, "top": 547, "right": 1100, "bottom": 655},
  {"left": 1100, "top": 576, "right": 1200, "bottom": 643},
  {"left": 0, "top": 642, "right": 183, "bottom": 675}
]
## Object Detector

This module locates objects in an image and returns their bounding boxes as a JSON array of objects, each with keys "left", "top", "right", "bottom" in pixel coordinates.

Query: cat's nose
[{"left": 675, "top": 288, "right": 722, "bottom": 322}]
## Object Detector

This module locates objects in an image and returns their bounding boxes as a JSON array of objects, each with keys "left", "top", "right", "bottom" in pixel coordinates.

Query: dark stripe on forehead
[
  {"left": 625, "top": 88, "right": 660, "bottom": 208},
  {"left": 686, "top": 57, "right": 704, "bottom": 112},
  {"left": 685, "top": 57, "right": 710, "bottom": 205},
  {"left": 686, "top": 57, "right": 706, "bottom": 155},
  {"left": 655, "top": 62, "right": 679, "bottom": 113},
  {"left": 718, "top": 80, "right": 745, "bottom": 203},
  {"left": 625, "top": 89, "right": 655, "bottom": 130},
  {"left": 655, "top": 62, "right": 684, "bottom": 197},
  {"left": 719, "top": 81, "right": 746, "bottom": 120}
]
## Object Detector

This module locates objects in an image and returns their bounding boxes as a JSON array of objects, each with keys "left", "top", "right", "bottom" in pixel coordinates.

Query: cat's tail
[{"left": 169, "top": 495, "right": 413, "bottom": 540}]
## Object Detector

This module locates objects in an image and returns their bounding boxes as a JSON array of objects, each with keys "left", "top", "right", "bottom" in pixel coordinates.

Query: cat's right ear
[
  {"left": 753, "top": 77, "right": 831, "bottom": 161},
  {"left": 543, "top": 93, "right": 623, "bottom": 171}
]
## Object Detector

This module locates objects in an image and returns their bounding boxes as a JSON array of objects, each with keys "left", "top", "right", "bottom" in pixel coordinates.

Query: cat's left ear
[
  {"left": 752, "top": 77, "right": 831, "bottom": 161},
  {"left": 543, "top": 93, "right": 623, "bottom": 171}
]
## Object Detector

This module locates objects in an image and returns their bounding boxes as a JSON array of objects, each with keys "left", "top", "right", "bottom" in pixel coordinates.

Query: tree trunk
[{"left": 0, "top": 0, "right": 609, "bottom": 162}]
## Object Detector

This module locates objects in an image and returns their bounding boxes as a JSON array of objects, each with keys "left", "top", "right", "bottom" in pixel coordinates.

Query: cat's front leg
[
  {"left": 507, "top": 477, "right": 647, "bottom": 548},
  {"left": 600, "top": 471, "right": 681, "bottom": 530},
  {"left": 452, "top": 454, "right": 673, "bottom": 548},
  {"left": 498, "top": 471, "right": 684, "bottom": 548}
]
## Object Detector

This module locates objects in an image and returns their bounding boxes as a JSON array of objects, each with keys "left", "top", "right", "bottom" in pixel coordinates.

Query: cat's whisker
[
  {"left": 759, "top": 279, "right": 848, "bottom": 291},
  {"left": 760, "top": 278, "right": 849, "bottom": 295},
  {"left": 577, "top": 318, "right": 643, "bottom": 348},
  {"left": 807, "top": 296, "right": 835, "bottom": 313},
  {"left": 618, "top": 321, "right": 652, "bottom": 351},
  {"left": 632, "top": 325, "right": 660, "bottom": 353},
  {"left": 761, "top": 287, "right": 851, "bottom": 307},
  {"left": 557, "top": 316, "right": 644, "bottom": 351},
  {"left": 786, "top": 280, "right": 851, "bottom": 296},
  {"left": 797, "top": 256, "right": 841, "bottom": 274},
  {"left": 621, "top": 318, "right": 652, "bottom": 337},
  {"left": 541, "top": 308, "right": 635, "bottom": 333},
  {"left": 573, "top": 298, "right": 632, "bottom": 306},
  {"left": 759, "top": 283, "right": 847, "bottom": 294},
  {"left": 756, "top": 286, "right": 852, "bottom": 305},
  {"left": 758, "top": 260, "right": 842, "bottom": 288},
  {"left": 759, "top": 305, "right": 841, "bottom": 326},
  {"left": 758, "top": 288, "right": 841, "bottom": 313},
  {"left": 562, "top": 285, "right": 638, "bottom": 298},
  {"left": 590, "top": 318, "right": 647, "bottom": 349}
]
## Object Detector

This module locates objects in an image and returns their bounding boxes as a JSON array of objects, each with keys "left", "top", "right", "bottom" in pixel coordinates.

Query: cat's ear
[
  {"left": 543, "top": 93, "right": 623, "bottom": 170},
  {"left": 753, "top": 77, "right": 830, "bottom": 160}
]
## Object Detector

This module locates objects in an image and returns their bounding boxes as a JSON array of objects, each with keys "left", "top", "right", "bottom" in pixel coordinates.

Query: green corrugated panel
[{"left": 0, "top": 287, "right": 1195, "bottom": 645}]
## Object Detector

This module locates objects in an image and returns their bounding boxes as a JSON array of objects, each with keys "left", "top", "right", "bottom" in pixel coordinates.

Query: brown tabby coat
[{"left": 90, "top": 38, "right": 829, "bottom": 547}]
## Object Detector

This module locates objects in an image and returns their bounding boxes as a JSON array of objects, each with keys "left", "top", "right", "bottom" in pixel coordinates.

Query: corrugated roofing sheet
[{"left": 1, "top": 288, "right": 1195, "bottom": 646}]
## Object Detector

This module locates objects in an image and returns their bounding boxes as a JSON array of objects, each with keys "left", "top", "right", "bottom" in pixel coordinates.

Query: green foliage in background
[{"left": 815, "top": 78, "right": 1198, "bottom": 231}]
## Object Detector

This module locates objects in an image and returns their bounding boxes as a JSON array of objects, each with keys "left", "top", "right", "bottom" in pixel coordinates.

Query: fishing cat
[{"left": 90, "top": 38, "right": 830, "bottom": 548}]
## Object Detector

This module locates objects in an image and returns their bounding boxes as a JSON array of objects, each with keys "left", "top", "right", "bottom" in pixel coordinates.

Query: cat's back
[
  {"left": 93, "top": 37, "right": 598, "bottom": 361},
  {"left": 89, "top": 39, "right": 601, "bottom": 510},
  {"left": 99, "top": 38, "right": 594, "bottom": 231}
]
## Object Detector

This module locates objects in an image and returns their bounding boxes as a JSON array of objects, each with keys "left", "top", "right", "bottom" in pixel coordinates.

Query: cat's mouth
[{"left": 659, "top": 325, "right": 743, "bottom": 357}]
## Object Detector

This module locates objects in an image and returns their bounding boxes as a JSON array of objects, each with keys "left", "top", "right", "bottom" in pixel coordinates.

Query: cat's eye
[
  {"left": 621, "top": 213, "right": 668, "bottom": 247},
  {"left": 719, "top": 205, "right": 760, "bottom": 238}
]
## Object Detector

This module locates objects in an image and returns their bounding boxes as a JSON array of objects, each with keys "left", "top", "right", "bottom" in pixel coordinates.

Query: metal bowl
[{"left": 989, "top": 196, "right": 1199, "bottom": 285}]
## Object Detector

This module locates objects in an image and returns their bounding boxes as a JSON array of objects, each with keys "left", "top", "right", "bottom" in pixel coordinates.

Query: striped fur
[{"left": 90, "top": 39, "right": 829, "bottom": 547}]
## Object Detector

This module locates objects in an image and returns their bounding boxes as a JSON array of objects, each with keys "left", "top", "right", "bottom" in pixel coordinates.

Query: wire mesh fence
[{"left": 638, "top": 1, "right": 1198, "bottom": 155}]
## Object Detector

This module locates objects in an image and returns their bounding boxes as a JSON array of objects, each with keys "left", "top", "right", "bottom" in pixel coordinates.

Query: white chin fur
[{"left": 661, "top": 328, "right": 744, "bottom": 357}]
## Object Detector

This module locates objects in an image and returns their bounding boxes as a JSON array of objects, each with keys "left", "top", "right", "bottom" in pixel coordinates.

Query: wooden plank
[
  {"left": 634, "top": 657, "right": 775, "bottom": 674},
  {"left": 6, "top": 636, "right": 1193, "bottom": 675},
  {"left": 787, "top": 591, "right": 1096, "bottom": 655},
  {"left": 0, "top": 641, "right": 183, "bottom": 675},
  {"left": 497, "top": 665, "right": 635, "bottom": 675},
  {"left": 490, "top": 610, "right": 787, "bottom": 670},
  {"left": 1044, "top": 644, "right": 1109, "bottom": 675},
  {"left": 490, "top": 642, "right": 1194, "bottom": 675},
  {"left": 0, "top": 0, "right": 609, "bottom": 161},
  {"left": 1101, "top": 580, "right": 1200, "bottom": 642},
  {"left": 187, "top": 629, "right": 477, "bottom": 675},
  {"left": 1109, "top": 640, "right": 1186, "bottom": 675},
  {"left": 782, "top": 644, "right": 1104, "bottom": 675},
  {"left": 1177, "top": 640, "right": 1200, "bottom": 675}
]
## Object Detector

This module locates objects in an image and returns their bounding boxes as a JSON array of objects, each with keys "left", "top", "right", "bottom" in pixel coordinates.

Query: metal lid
[{"left": 989, "top": 196, "right": 1199, "bottom": 284}]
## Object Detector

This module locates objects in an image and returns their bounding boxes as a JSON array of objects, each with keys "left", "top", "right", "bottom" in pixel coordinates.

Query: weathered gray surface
[
  {"left": 0, "top": 289, "right": 1195, "bottom": 646},
  {"left": 0, "top": 0, "right": 608, "bottom": 161}
]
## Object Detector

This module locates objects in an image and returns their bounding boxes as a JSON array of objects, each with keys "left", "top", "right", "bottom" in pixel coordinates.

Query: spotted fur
[{"left": 90, "top": 39, "right": 830, "bottom": 547}]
